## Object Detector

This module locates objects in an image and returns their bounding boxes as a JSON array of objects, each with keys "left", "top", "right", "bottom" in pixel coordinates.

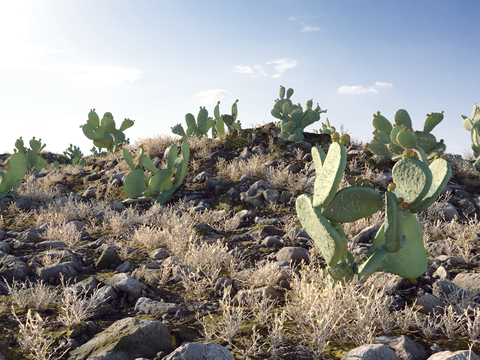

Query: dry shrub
[
  {"left": 263, "top": 163, "right": 300, "bottom": 190},
  {"left": 4, "top": 278, "right": 58, "bottom": 311},
  {"left": 40, "top": 222, "right": 81, "bottom": 249},
  {"left": 216, "top": 154, "right": 267, "bottom": 181},
  {"left": 135, "top": 134, "right": 178, "bottom": 159},
  {"left": 187, "top": 135, "right": 220, "bottom": 159}
]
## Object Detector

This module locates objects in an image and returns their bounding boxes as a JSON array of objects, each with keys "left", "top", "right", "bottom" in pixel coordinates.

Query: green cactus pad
[
  {"left": 415, "top": 131, "right": 437, "bottom": 153},
  {"left": 313, "top": 142, "right": 347, "bottom": 208},
  {"left": 0, "top": 172, "right": 21, "bottom": 193},
  {"left": 149, "top": 168, "right": 174, "bottom": 192},
  {"left": 173, "top": 161, "right": 188, "bottom": 189},
  {"left": 384, "top": 192, "right": 403, "bottom": 252},
  {"left": 88, "top": 110, "right": 100, "bottom": 127},
  {"left": 374, "top": 131, "right": 391, "bottom": 144},
  {"left": 356, "top": 246, "right": 389, "bottom": 279},
  {"left": 369, "top": 212, "right": 427, "bottom": 279},
  {"left": 426, "top": 141, "right": 446, "bottom": 160},
  {"left": 119, "top": 118, "right": 135, "bottom": 132},
  {"left": 311, "top": 146, "right": 326, "bottom": 171},
  {"left": 123, "top": 168, "right": 148, "bottom": 198},
  {"left": 8, "top": 153, "right": 27, "bottom": 179},
  {"left": 181, "top": 141, "right": 190, "bottom": 164},
  {"left": 424, "top": 112, "right": 443, "bottom": 133},
  {"left": 394, "top": 109, "right": 413, "bottom": 129},
  {"left": 328, "top": 261, "right": 353, "bottom": 282},
  {"left": 82, "top": 123, "right": 97, "bottom": 140},
  {"left": 140, "top": 156, "right": 158, "bottom": 175},
  {"left": 396, "top": 127, "right": 417, "bottom": 149},
  {"left": 171, "top": 124, "right": 186, "bottom": 138},
  {"left": 321, "top": 187, "right": 383, "bottom": 222},
  {"left": 367, "top": 138, "right": 392, "bottom": 160},
  {"left": 296, "top": 194, "right": 346, "bottom": 267},
  {"left": 393, "top": 158, "right": 432, "bottom": 206},
  {"left": 102, "top": 115, "right": 116, "bottom": 133},
  {"left": 373, "top": 115, "right": 393, "bottom": 134},
  {"left": 409, "top": 158, "right": 452, "bottom": 213},
  {"left": 153, "top": 188, "right": 176, "bottom": 205}
]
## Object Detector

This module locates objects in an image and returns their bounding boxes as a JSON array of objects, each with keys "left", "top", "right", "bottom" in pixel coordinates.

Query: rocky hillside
[{"left": 1, "top": 123, "right": 480, "bottom": 359}]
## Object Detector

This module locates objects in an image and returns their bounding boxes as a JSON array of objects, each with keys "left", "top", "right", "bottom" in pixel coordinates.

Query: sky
[{"left": 1, "top": 0, "right": 479, "bottom": 157}]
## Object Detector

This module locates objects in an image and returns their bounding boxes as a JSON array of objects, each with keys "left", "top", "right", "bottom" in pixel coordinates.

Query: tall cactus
[
  {"left": 122, "top": 140, "right": 190, "bottom": 205},
  {"left": 296, "top": 134, "right": 452, "bottom": 282},
  {"left": 366, "top": 109, "right": 446, "bottom": 163},
  {"left": 271, "top": 86, "right": 327, "bottom": 142},
  {"left": 462, "top": 103, "right": 480, "bottom": 171},
  {"left": 81, "top": 109, "right": 134, "bottom": 154}
]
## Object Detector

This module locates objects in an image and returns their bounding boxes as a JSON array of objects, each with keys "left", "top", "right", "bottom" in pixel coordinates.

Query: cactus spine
[
  {"left": 272, "top": 86, "right": 326, "bottom": 142},
  {"left": 296, "top": 133, "right": 452, "bottom": 282}
]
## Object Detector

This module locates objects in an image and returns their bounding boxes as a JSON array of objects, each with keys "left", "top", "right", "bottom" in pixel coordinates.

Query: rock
[
  {"left": 68, "top": 317, "right": 172, "bottom": 360},
  {"left": 102, "top": 273, "right": 147, "bottom": 300},
  {"left": 96, "top": 246, "right": 123, "bottom": 270},
  {"left": 426, "top": 350, "right": 480, "bottom": 360},
  {"left": 417, "top": 293, "right": 445, "bottom": 315},
  {"left": 352, "top": 225, "right": 381, "bottom": 244},
  {"left": 342, "top": 343, "right": 401, "bottom": 360},
  {"left": 276, "top": 246, "right": 309, "bottom": 265},
  {"left": 36, "top": 261, "right": 80, "bottom": 284},
  {"left": 376, "top": 335, "right": 429, "bottom": 360},
  {"left": 134, "top": 297, "right": 185, "bottom": 316},
  {"left": 163, "top": 342, "right": 234, "bottom": 360}
]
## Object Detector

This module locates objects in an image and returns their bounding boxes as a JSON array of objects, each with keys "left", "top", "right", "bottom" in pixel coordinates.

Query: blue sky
[{"left": 1, "top": 0, "right": 479, "bottom": 156}]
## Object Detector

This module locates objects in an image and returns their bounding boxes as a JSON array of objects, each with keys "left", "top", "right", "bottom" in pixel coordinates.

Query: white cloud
[
  {"left": 338, "top": 85, "right": 378, "bottom": 95},
  {"left": 302, "top": 25, "right": 321, "bottom": 32},
  {"left": 233, "top": 65, "right": 254, "bottom": 74},
  {"left": 67, "top": 65, "right": 141, "bottom": 88},
  {"left": 338, "top": 81, "right": 393, "bottom": 95},
  {"left": 233, "top": 59, "right": 297, "bottom": 78},
  {"left": 375, "top": 81, "right": 393, "bottom": 88},
  {"left": 194, "top": 89, "right": 228, "bottom": 104},
  {"left": 267, "top": 58, "right": 298, "bottom": 77}
]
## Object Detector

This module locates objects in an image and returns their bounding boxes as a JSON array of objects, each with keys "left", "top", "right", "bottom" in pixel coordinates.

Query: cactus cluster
[
  {"left": 14, "top": 137, "right": 47, "bottom": 173},
  {"left": 312, "top": 118, "right": 336, "bottom": 135},
  {"left": 0, "top": 153, "right": 27, "bottom": 198},
  {"left": 122, "top": 140, "right": 190, "bottom": 205},
  {"left": 296, "top": 133, "right": 452, "bottom": 283},
  {"left": 63, "top": 144, "right": 86, "bottom": 167},
  {"left": 271, "top": 86, "right": 327, "bottom": 142},
  {"left": 171, "top": 100, "right": 241, "bottom": 139},
  {"left": 461, "top": 104, "right": 480, "bottom": 171},
  {"left": 81, "top": 109, "right": 134, "bottom": 154},
  {"left": 366, "top": 109, "right": 446, "bottom": 163}
]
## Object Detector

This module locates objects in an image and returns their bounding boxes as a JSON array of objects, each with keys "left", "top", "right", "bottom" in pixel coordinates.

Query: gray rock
[
  {"left": 0, "top": 242, "right": 9, "bottom": 253},
  {"left": 131, "top": 266, "right": 171, "bottom": 287},
  {"left": 0, "top": 231, "right": 5, "bottom": 241},
  {"left": 342, "top": 343, "right": 400, "bottom": 360},
  {"left": 261, "top": 236, "right": 282, "bottom": 247},
  {"left": 427, "top": 350, "right": 480, "bottom": 360},
  {"left": 276, "top": 246, "right": 309, "bottom": 265},
  {"left": 417, "top": 293, "right": 445, "bottom": 315},
  {"left": 263, "top": 188, "right": 280, "bottom": 204},
  {"left": 352, "top": 225, "right": 381, "bottom": 244},
  {"left": 36, "top": 261, "right": 80, "bottom": 284},
  {"left": 134, "top": 297, "right": 185, "bottom": 316},
  {"left": 376, "top": 335, "right": 428, "bottom": 360},
  {"left": 96, "top": 246, "right": 123, "bottom": 270},
  {"left": 68, "top": 317, "right": 172, "bottom": 360},
  {"left": 163, "top": 342, "right": 234, "bottom": 360},
  {"left": 433, "top": 266, "right": 452, "bottom": 280},
  {"left": 35, "top": 240, "right": 67, "bottom": 249},
  {"left": 102, "top": 273, "right": 147, "bottom": 300},
  {"left": 428, "top": 203, "right": 460, "bottom": 221},
  {"left": 235, "top": 285, "right": 283, "bottom": 305}
]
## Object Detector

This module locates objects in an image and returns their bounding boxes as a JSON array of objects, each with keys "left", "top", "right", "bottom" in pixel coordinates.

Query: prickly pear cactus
[
  {"left": 63, "top": 144, "right": 86, "bottom": 167},
  {"left": 122, "top": 140, "right": 190, "bottom": 205},
  {"left": 312, "top": 118, "right": 336, "bottom": 135},
  {"left": 172, "top": 107, "right": 216, "bottom": 139},
  {"left": 271, "top": 86, "right": 327, "bottom": 142},
  {"left": 366, "top": 109, "right": 446, "bottom": 162},
  {"left": 296, "top": 133, "right": 452, "bottom": 283},
  {"left": 462, "top": 103, "right": 480, "bottom": 171},
  {"left": 13, "top": 137, "right": 47, "bottom": 173},
  {"left": 0, "top": 153, "right": 27, "bottom": 198},
  {"left": 81, "top": 109, "right": 134, "bottom": 154},
  {"left": 212, "top": 100, "right": 241, "bottom": 138}
]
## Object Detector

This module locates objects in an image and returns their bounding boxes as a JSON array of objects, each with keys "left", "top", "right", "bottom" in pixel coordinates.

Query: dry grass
[
  {"left": 4, "top": 278, "right": 58, "bottom": 311},
  {"left": 135, "top": 134, "right": 178, "bottom": 159},
  {"left": 12, "top": 308, "right": 67, "bottom": 360},
  {"left": 263, "top": 163, "right": 301, "bottom": 190},
  {"left": 40, "top": 222, "right": 81, "bottom": 249},
  {"left": 216, "top": 153, "right": 268, "bottom": 181}
]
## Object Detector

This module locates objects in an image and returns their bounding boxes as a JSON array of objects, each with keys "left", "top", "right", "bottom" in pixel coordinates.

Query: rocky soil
[{"left": 1, "top": 123, "right": 480, "bottom": 359}]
